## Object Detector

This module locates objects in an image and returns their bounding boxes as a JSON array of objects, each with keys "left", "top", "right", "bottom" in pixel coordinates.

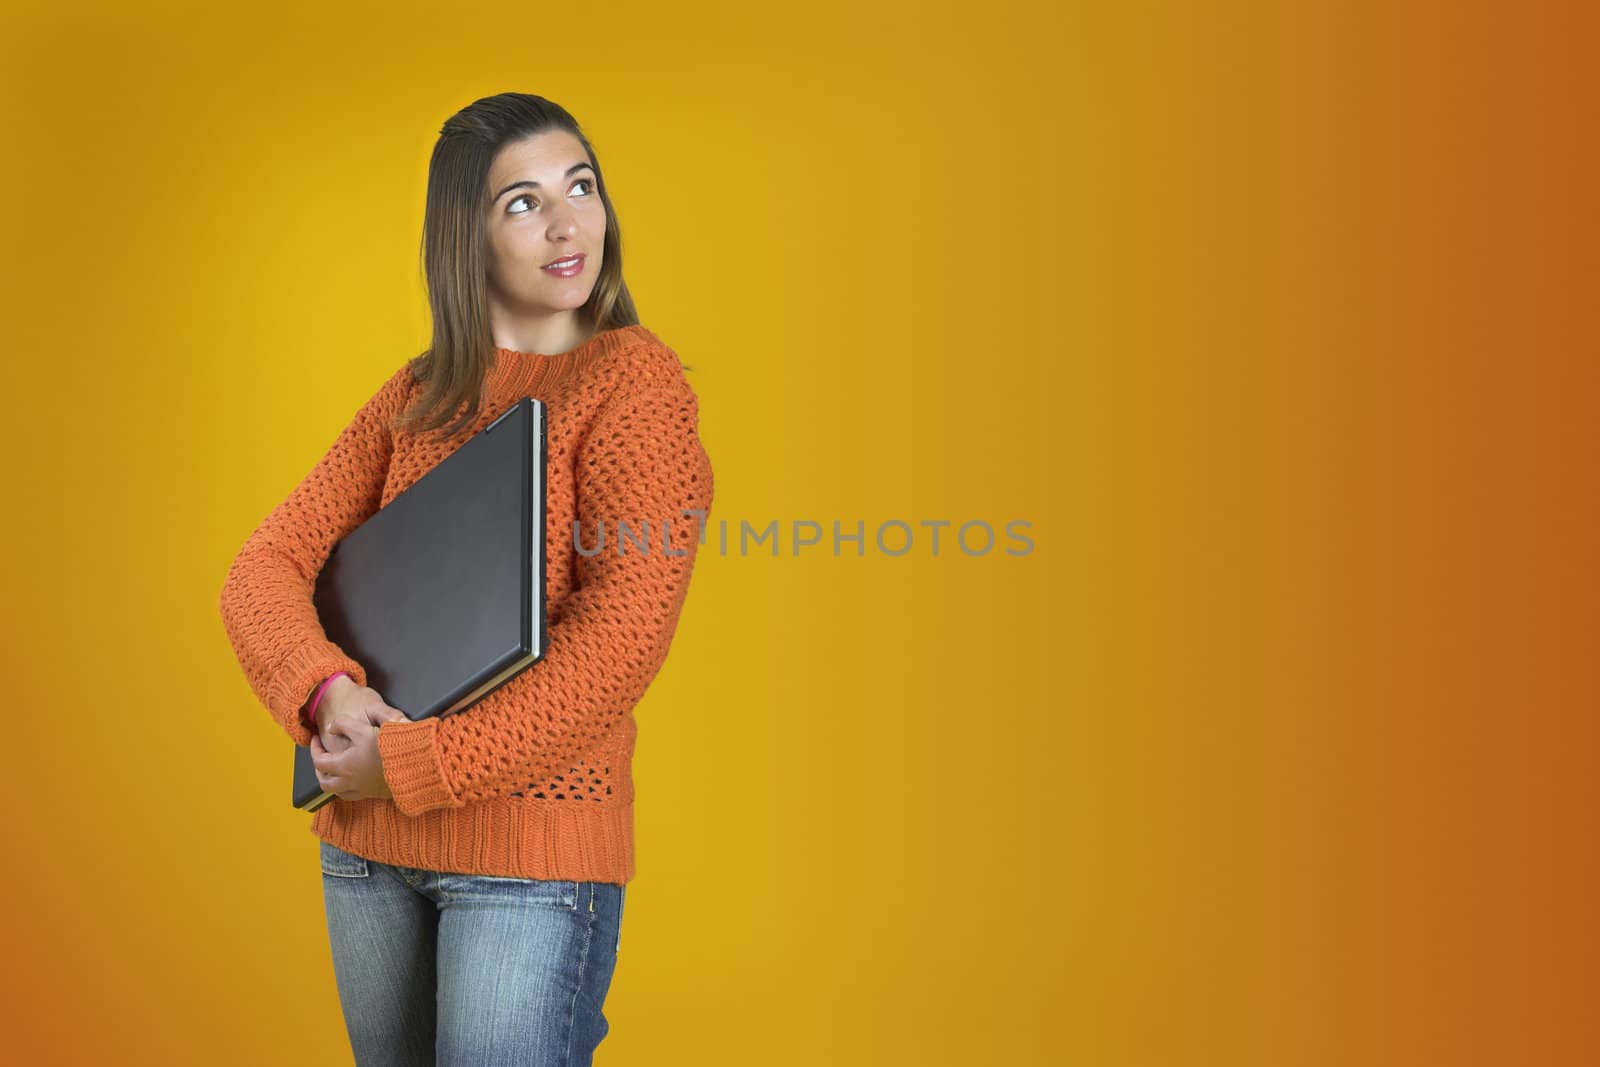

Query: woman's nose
[{"left": 545, "top": 202, "right": 579, "bottom": 237}]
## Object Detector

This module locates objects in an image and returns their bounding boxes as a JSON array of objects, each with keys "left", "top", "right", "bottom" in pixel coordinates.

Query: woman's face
[{"left": 484, "top": 130, "right": 606, "bottom": 321}]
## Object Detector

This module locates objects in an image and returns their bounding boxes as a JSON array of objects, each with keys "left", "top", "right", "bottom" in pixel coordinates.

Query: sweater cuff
[
  {"left": 378, "top": 718, "right": 464, "bottom": 816},
  {"left": 268, "top": 641, "right": 367, "bottom": 748}
]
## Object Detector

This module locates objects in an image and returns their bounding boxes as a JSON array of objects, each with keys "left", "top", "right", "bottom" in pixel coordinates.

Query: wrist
[{"left": 302, "top": 671, "right": 356, "bottom": 731}]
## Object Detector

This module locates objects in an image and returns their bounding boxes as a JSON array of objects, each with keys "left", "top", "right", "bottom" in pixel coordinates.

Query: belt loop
[{"left": 588, "top": 882, "right": 596, "bottom": 913}]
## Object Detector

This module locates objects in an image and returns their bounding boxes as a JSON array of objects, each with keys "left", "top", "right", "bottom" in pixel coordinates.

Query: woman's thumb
[{"left": 370, "top": 703, "right": 409, "bottom": 725}]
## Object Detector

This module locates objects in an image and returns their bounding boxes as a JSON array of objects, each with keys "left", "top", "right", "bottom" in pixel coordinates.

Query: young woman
[{"left": 218, "top": 92, "right": 714, "bottom": 1066}]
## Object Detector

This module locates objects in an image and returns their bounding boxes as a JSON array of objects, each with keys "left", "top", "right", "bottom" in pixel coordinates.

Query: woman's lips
[{"left": 542, "top": 253, "right": 586, "bottom": 278}]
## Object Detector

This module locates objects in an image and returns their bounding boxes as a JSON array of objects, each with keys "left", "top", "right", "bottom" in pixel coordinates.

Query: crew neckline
[
  {"left": 486, "top": 323, "right": 654, "bottom": 395},
  {"left": 493, "top": 323, "right": 650, "bottom": 360}
]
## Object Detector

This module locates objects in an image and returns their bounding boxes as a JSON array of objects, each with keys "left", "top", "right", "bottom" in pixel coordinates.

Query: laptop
[{"left": 292, "top": 396, "right": 549, "bottom": 811}]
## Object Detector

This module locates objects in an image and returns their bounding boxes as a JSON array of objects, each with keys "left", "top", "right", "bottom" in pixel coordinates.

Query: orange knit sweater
[{"left": 218, "top": 324, "right": 713, "bottom": 885}]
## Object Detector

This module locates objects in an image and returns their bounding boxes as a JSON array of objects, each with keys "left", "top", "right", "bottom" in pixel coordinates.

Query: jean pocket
[
  {"left": 437, "top": 873, "right": 579, "bottom": 909},
  {"left": 319, "top": 840, "right": 370, "bottom": 878}
]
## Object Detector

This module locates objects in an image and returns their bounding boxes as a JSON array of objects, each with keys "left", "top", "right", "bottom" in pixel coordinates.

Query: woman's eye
[{"left": 508, "top": 179, "right": 594, "bottom": 215}]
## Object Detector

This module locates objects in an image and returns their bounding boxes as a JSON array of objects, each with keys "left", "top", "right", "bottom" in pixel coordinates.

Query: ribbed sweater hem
[{"left": 310, "top": 795, "right": 635, "bottom": 885}]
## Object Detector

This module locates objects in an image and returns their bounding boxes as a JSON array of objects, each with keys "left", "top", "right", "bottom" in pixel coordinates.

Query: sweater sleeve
[
  {"left": 376, "top": 353, "right": 714, "bottom": 815},
  {"left": 218, "top": 367, "right": 410, "bottom": 748}
]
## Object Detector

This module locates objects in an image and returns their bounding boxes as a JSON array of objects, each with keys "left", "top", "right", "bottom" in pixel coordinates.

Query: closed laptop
[{"left": 293, "top": 396, "right": 549, "bottom": 811}]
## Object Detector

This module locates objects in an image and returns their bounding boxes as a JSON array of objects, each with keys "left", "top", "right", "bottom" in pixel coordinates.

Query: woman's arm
[
  {"left": 377, "top": 352, "right": 715, "bottom": 815},
  {"left": 218, "top": 367, "right": 411, "bottom": 747}
]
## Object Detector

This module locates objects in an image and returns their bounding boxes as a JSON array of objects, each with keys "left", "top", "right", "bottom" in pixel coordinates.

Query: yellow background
[{"left": 1, "top": 1, "right": 1592, "bottom": 1064}]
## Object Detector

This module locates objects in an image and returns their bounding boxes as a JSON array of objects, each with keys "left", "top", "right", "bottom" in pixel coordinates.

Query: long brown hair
[{"left": 394, "top": 93, "right": 640, "bottom": 442}]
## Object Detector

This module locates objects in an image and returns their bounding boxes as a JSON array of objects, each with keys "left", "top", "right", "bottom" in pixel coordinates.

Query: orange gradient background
[{"left": 1, "top": 1, "right": 1593, "bottom": 1064}]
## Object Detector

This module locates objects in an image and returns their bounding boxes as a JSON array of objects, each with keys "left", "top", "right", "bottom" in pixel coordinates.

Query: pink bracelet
[{"left": 304, "top": 671, "right": 352, "bottom": 731}]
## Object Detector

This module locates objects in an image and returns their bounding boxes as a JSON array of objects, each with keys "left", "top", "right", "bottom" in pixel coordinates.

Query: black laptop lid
[{"left": 312, "top": 396, "right": 548, "bottom": 722}]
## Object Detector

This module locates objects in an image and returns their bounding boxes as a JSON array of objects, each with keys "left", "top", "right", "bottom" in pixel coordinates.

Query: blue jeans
[{"left": 319, "top": 839, "right": 625, "bottom": 1067}]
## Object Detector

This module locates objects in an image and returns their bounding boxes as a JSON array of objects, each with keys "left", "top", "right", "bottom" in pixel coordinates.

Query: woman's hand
[{"left": 309, "top": 677, "right": 409, "bottom": 802}]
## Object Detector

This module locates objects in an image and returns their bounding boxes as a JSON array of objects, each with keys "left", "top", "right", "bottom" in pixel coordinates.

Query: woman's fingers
[
  {"left": 366, "top": 703, "right": 407, "bottom": 726},
  {"left": 309, "top": 733, "right": 339, "bottom": 785},
  {"left": 311, "top": 723, "right": 388, "bottom": 800},
  {"left": 321, "top": 720, "right": 358, "bottom": 753}
]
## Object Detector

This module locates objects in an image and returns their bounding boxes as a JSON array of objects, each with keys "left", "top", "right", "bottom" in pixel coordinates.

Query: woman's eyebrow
[{"left": 492, "top": 162, "right": 596, "bottom": 204}]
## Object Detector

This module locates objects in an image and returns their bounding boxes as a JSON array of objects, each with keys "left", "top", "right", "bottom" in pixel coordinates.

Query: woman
[{"left": 217, "top": 92, "right": 715, "bottom": 1066}]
